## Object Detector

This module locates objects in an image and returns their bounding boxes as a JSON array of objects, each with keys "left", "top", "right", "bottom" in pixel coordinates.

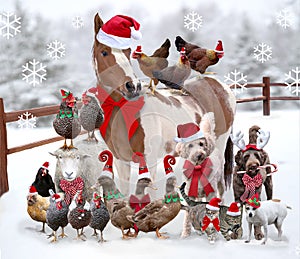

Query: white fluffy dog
[
  {"left": 175, "top": 112, "right": 225, "bottom": 237},
  {"left": 245, "top": 197, "right": 291, "bottom": 245}
]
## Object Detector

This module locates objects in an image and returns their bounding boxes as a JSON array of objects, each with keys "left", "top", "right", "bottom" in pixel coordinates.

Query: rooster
[
  {"left": 132, "top": 39, "right": 171, "bottom": 94},
  {"left": 152, "top": 47, "right": 191, "bottom": 94},
  {"left": 79, "top": 91, "right": 104, "bottom": 142},
  {"left": 175, "top": 36, "right": 224, "bottom": 74},
  {"left": 53, "top": 89, "right": 81, "bottom": 149}
]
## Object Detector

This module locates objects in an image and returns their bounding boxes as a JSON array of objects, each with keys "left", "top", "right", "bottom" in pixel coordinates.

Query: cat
[{"left": 202, "top": 207, "right": 220, "bottom": 244}]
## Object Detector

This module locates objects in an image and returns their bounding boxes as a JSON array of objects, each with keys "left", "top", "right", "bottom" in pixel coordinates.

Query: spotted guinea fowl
[
  {"left": 46, "top": 191, "right": 69, "bottom": 243},
  {"left": 89, "top": 192, "right": 110, "bottom": 243},
  {"left": 53, "top": 89, "right": 81, "bottom": 149},
  {"left": 128, "top": 155, "right": 182, "bottom": 239},
  {"left": 93, "top": 150, "right": 135, "bottom": 239},
  {"left": 68, "top": 190, "right": 92, "bottom": 241},
  {"left": 31, "top": 161, "right": 56, "bottom": 197},
  {"left": 79, "top": 91, "right": 104, "bottom": 142}
]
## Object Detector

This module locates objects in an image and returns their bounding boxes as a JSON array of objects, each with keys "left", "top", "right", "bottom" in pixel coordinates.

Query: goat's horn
[
  {"left": 230, "top": 130, "right": 246, "bottom": 150},
  {"left": 256, "top": 129, "right": 270, "bottom": 149}
]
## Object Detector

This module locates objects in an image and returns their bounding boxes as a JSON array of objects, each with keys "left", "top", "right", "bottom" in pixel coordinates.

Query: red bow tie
[
  {"left": 202, "top": 215, "right": 220, "bottom": 232},
  {"left": 129, "top": 194, "right": 151, "bottom": 212}
]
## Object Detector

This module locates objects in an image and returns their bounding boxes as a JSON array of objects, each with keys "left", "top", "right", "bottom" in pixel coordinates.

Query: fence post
[
  {"left": 262, "top": 77, "right": 271, "bottom": 116},
  {"left": 0, "top": 98, "right": 9, "bottom": 196}
]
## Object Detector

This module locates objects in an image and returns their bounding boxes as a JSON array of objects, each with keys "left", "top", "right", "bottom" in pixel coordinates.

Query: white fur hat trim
[
  {"left": 226, "top": 210, "right": 241, "bottom": 216},
  {"left": 97, "top": 29, "right": 133, "bottom": 49},
  {"left": 206, "top": 204, "right": 220, "bottom": 211},
  {"left": 138, "top": 171, "right": 151, "bottom": 180},
  {"left": 174, "top": 131, "right": 204, "bottom": 143},
  {"left": 165, "top": 172, "right": 175, "bottom": 179},
  {"left": 100, "top": 170, "right": 113, "bottom": 179}
]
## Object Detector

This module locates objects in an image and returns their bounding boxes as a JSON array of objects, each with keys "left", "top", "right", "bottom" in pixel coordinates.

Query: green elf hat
[{"left": 246, "top": 193, "right": 261, "bottom": 209}]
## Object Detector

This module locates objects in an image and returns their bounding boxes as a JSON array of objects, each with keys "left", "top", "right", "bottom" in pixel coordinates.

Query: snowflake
[
  {"left": 22, "top": 59, "right": 47, "bottom": 87},
  {"left": 17, "top": 112, "right": 36, "bottom": 129},
  {"left": 224, "top": 69, "right": 248, "bottom": 95},
  {"left": 72, "top": 16, "right": 84, "bottom": 29},
  {"left": 184, "top": 11, "right": 202, "bottom": 32},
  {"left": 285, "top": 67, "right": 300, "bottom": 96},
  {"left": 47, "top": 40, "right": 65, "bottom": 60},
  {"left": 276, "top": 9, "right": 293, "bottom": 29},
  {"left": 253, "top": 43, "right": 272, "bottom": 63},
  {"left": 0, "top": 11, "right": 21, "bottom": 39}
]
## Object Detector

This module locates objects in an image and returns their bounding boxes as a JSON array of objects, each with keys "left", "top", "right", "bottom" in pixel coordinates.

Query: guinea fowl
[
  {"left": 53, "top": 89, "right": 81, "bottom": 150},
  {"left": 46, "top": 191, "right": 69, "bottom": 243},
  {"left": 79, "top": 91, "right": 104, "bottom": 142},
  {"left": 31, "top": 161, "right": 56, "bottom": 197},
  {"left": 132, "top": 39, "right": 171, "bottom": 94},
  {"left": 175, "top": 36, "right": 224, "bottom": 74},
  {"left": 93, "top": 150, "right": 135, "bottom": 239},
  {"left": 89, "top": 192, "right": 110, "bottom": 243},
  {"left": 152, "top": 47, "right": 191, "bottom": 94},
  {"left": 68, "top": 190, "right": 92, "bottom": 241},
  {"left": 128, "top": 155, "right": 182, "bottom": 239}
]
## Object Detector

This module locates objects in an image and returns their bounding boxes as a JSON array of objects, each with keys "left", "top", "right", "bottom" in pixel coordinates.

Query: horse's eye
[
  {"left": 101, "top": 51, "right": 108, "bottom": 57},
  {"left": 199, "top": 142, "right": 204, "bottom": 147},
  {"left": 58, "top": 155, "right": 62, "bottom": 159}
]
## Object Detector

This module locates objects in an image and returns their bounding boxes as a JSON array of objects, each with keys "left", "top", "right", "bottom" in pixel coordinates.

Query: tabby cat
[{"left": 220, "top": 206, "right": 243, "bottom": 241}]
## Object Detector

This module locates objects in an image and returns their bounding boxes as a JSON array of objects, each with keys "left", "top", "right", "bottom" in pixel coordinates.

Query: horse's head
[{"left": 93, "top": 13, "right": 142, "bottom": 100}]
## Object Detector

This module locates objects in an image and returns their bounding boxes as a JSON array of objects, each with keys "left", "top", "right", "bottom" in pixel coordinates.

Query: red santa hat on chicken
[
  {"left": 206, "top": 197, "right": 221, "bottom": 211},
  {"left": 174, "top": 122, "right": 204, "bottom": 143},
  {"left": 98, "top": 150, "right": 114, "bottom": 179},
  {"left": 28, "top": 185, "right": 38, "bottom": 195},
  {"left": 41, "top": 161, "right": 49, "bottom": 170},
  {"left": 226, "top": 202, "right": 241, "bottom": 216},
  {"left": 97, "top": 15, "right": 142, "bottom": 49},
  {"left": 132, "top": 152, "right": 151, "bottom": 180},
  {"left": 164, "top": 155, "right": 176, "bottom": 179}
]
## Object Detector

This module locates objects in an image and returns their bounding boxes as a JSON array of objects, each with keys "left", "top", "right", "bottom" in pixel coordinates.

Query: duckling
[{"left": 128, "top": 155, "right": 182, "bottom": 239}]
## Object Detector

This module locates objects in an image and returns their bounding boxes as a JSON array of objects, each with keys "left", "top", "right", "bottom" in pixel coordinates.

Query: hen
[
  {"left": 152, "top": 47, "right": 191, "bottom": 94},
  {"left": 53, "top": 89, "right": 81, "bottom": 150},
  {"left": 27, "top": 185, "right": 50, "bottom": 233},
  {"left": 79, "top": 91, "right": 104, "bottom": 142},
  {"left": 132, "top": 39, "right": 171, "bottom": 94},
  {"left": 175, "top": 36, "right": 224, "bottom": 74},
  {"left": 31, "top": 161, "right": 56, "bottom": 197}
]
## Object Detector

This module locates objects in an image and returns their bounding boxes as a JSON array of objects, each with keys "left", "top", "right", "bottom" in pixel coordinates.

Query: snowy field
[{"left": 0, "top": 108, "right": 299, "bottom": 259}]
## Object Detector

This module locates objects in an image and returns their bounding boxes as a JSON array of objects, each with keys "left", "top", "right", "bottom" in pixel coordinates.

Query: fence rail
[{"left": 0, "top": 77, "right": 299, "bottom": 196}]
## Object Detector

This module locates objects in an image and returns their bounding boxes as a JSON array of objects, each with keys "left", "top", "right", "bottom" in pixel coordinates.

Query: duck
[{"left": 128, "top": 155, "right": 182, "bottom": 239}]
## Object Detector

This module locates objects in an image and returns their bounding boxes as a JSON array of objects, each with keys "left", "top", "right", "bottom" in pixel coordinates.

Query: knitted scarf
[
  {"left": 240, "top": 174, "right": 263, "bottom": 202},
  {"left": 59, "top": 177, "right": 84, "bottom": 205}
]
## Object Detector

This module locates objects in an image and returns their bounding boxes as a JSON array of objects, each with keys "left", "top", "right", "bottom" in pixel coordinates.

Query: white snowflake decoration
[
  {"left": 0, "top": 11, "right": 21, "bottom": 39},
  {"left": 47, "top": 40, "right": 65, "bottom": 60},
  {"left": 285, "top": 67, "right": 300, "bottom": 96},
  {"left": 22, "top": 59, "right": 47, "bottom": 87},
  {"left": 72, "top": 16, "right": 84, "bottom": 29},
  {"left": 224, "top": 69, "right": 248, "bottom": 95},
  {"left": 276, "top": 9, "right": 293, "bottom": 29},
  {"left": 253, "top": 43, "right": 272, "bottom": 63},
  {"left": 184, "top": 11, "right": 202, "bottom": 32},
  {"left": 17, "top": 112, "right": 36, "bottom": 129}
]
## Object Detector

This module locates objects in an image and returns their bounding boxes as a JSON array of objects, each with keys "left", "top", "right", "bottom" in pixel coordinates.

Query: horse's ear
[{"left": 94, "top": 13, "right": 104, "bottom": 35}]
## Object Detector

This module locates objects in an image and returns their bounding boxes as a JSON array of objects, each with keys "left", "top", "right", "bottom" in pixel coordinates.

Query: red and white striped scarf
[
  {"left": 240, "top": 174, "right": 262, "bottom": 202},
  {"left": 60, "top": 177, "right": 84, "bottom": 205}
]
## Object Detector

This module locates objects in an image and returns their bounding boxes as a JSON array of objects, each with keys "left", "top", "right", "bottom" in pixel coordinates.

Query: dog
[
  {"left": 175, "top": 112, "right": 225, "bottom": 238},
  {"left": 245, "top": 194, "right": 291, "bottom": 245}
]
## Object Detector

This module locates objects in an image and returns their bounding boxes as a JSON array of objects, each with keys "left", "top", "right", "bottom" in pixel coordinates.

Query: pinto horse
[{"left": 91, "top": 13, "right": 236, "bottom": 196}]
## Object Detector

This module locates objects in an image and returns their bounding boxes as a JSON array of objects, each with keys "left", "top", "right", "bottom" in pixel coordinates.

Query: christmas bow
[
  {"left": 202, "top": 215, "right": 220, "bottom": 232},
  {"left": 240, "top": 174, "right": 263, "bottom": 202},
  {"left": 183, "top": 158, "right": 214, "bottom": 197},
  {"left": 129, "top": 194, "right": 150, "bottom": 212},
  {"left": 93, "top": 86, "right": 145, "bottom": 140},
  {"left": 60, "top": 177, "right": 84, "bottom": 205}
]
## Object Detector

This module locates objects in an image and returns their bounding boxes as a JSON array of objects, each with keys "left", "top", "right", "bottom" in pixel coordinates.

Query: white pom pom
[{"left": 131, "top": 29, "right": 142, "bottom": 40}]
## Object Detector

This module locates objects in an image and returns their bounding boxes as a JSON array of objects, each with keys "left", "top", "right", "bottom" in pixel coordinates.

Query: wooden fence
[{"left": 0, "top": 77, "right": 299, "bottom": 196}]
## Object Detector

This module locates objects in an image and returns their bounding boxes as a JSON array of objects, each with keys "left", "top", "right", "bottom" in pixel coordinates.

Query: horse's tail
[
  {"left": 179, "top": 182, "right": 205, "bottom": 207},
  {"left": 224, "top": 136, "right": 234, "bottom": 190}
]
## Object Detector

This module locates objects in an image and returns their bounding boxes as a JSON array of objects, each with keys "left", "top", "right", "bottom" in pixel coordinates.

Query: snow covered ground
[{"left": 0, "top": 108, "right": 299, "bottom": 259}]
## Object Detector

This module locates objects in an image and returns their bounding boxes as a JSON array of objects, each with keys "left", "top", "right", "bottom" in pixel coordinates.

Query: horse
[{"left": 90, "top": 13, "right": 236, "bottom": 196}]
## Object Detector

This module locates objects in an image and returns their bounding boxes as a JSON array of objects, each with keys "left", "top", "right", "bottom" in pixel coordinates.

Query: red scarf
[
  {"left": 202, "top": 215, "right": 220, "bottom": 232},
  {"left": 240, "top": 174, "right": 263, "bottom": 202},
  {"left": 93, "top": 86, "right": 145, "bottom": 140},
  {"left": 129, "top": 194, "right": 150, "bottom": 213},
  {"left": 183, "top": 158, "right": 214, "bottom": 197},
  {"left": 60, "top": 177, "right": 84, "bottom": 205}
]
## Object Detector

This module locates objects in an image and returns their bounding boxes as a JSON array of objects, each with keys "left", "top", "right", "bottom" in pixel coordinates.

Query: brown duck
[{"left": 128, "top": 155, "right": 182, "bottom": 239}]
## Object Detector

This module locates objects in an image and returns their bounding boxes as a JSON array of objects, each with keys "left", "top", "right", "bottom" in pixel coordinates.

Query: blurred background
[{"left": 0, "top": 0, "right": 299, "bottom": 122}]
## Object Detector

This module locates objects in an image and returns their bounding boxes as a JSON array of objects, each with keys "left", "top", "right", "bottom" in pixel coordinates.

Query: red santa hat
[
  {"left": 226, "top": 202, "right": 241, "bottom": 216},
  {"left": 96, "top": 15, "right": 142, "bottom": 49},
  {"left": 246, "top": 193, "right": 261, "bottom": 209},
  {"left": 134, "top": 45, "right": 143, "bottom": 54},
  {"left": 215, "top": 40, "right": 224, "bottom": 58},
  {"left": 41, "top": 161, "right": 49, "bottom": 170},
  {"left": 180, "top": 47, "right": 186, "bottom": 55},
  {"left": 52, "top": 193, "right": 61, "bottom": 202},
  {"left": 206, "top": 197, "right": 221, "bottom": 211},
  {"left": 98, "top": 150, "right": 114, "bottom": 179},
  {"left": 132, "top": 152, "right": 151, "bottom": 180},
  {"left": 28, "top": 185, "right": 38, "bottom": 195},
  {"left": 174, "top": 122, "right": 204, "bottom": 143},
  {"left": 164, "top": 155, "right": 176, "bottom": 179}
]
